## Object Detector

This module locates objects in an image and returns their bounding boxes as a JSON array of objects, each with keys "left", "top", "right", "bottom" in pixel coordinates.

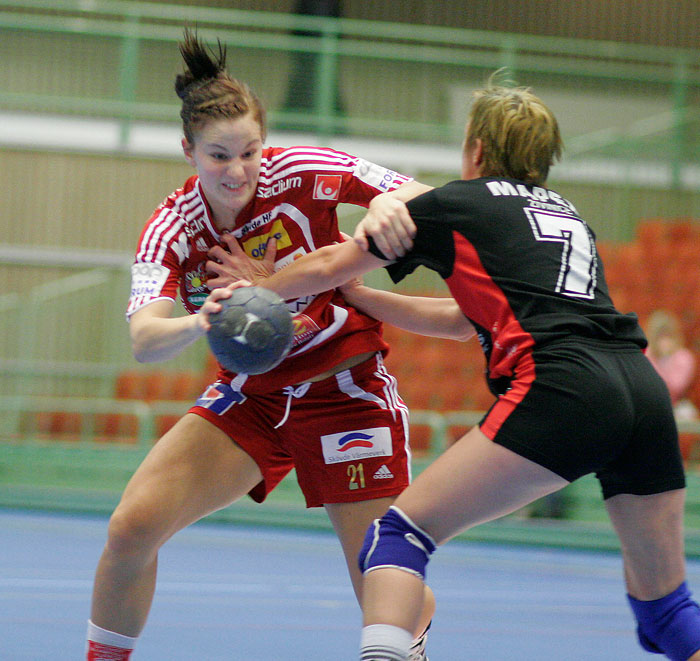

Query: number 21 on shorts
[{"left": 347, "top": 463, "right": 365, "bottom": 490}]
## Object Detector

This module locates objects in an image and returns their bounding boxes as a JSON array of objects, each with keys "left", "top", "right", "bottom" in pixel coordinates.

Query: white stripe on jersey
[
  {"left": 258, "top": 162, "right": 356, "bottom": 186},
  {"left": 137, "top": 207, "right": 177, "bottom": 263},
  {"left": 261, "top": 146, "right": 356, "bottom": 177},
  {"left": 259, "top": 147, "right": 412, "bottom": 191},
  {"left": 372, "top": 354, "right": 412, "bottom": 479},
  {"left": 136, "top": 188, "right": 200, "bottom": 265},
  {"left": 234, "top": 202, "right": 314, "bottom": 250},
  {"left": 259, "top": 150, "right": 357, "bottom": 185},
  {"left": 138, "top": 209, "right": 185, "bottom": 265}
]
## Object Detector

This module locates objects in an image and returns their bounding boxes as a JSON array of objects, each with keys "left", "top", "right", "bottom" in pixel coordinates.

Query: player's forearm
[
  {"left": 130, "top": 313, "right": 205, "bottom": 363},
  {"left": 342, "top": 286, "right": 474, "bottom": 341},
  {"left": 387, "top": 180, "right": 434, "bottom": 202},
  {"left": 261, "top": 241, "right": 384, "bottom": 301}
]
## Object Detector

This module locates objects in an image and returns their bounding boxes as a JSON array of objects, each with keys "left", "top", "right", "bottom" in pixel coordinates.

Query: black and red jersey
[{"left": 374, "top": 177, "right": 647, "bottom": 394}]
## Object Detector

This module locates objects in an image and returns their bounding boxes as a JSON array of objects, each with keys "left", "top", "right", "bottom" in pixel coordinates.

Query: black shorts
[{"left": 481, "top": 339, "right": 686, "bottom": 499}]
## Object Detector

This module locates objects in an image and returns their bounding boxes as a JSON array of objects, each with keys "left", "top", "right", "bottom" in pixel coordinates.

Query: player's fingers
[
  {"left": 221, "top": 232, "right": 244, "bottom": 255},
  {"left": 205, "top": 259, "right": 224, "bottom": 275},
  {"left": 208, "top": 244, "right": 228, "bottom": 262},
  {"left": 263, "top": 237, "right": 278, "bottom": 266},
  {"left": 207, "top": 286, "right": 230, "bottom": 302},
  {"left": 353, "top": 226, "right": 370, "bottom": 252},
  {"left": 225, "top": 279, "right": 252, "bottom": 291},
  {"left": 377, "top": 235, "right": 400, "bottom": 260},
  {"left": 365, "top": 224, "right": 400, "bottom": 259},
  {"left": 393, "top": 209, "right": 417, "bottom": 252}
]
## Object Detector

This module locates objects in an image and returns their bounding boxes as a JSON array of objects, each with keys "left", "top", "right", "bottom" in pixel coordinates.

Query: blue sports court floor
[{"left": 3, "top": 508, "right": 698, "bottom": 660}]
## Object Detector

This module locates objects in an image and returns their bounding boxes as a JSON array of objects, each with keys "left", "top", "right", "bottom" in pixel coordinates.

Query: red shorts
[{"left": 189, "top": 353, "right": 412, "bottom": 507}]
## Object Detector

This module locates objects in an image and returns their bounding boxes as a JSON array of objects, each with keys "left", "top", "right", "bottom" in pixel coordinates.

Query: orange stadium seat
[
  {"left": 93, "top": 413, "right": 139, "bottom": 444},
  {"left": 29, "top": 411, "right": 84, "bottom": 442},
  {"left": 382, "top": 322, "right": 496, "bottom": 453},
  {"left": 97, "top": 368, "right": 211, "bottom": 444}
]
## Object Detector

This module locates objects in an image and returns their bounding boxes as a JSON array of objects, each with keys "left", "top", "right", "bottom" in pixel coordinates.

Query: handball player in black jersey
[{"left": 224, "top": 73, "right": 700, "bottom": 660}]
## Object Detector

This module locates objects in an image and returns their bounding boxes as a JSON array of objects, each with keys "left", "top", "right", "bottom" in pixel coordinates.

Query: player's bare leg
[
  {"left": 90, "top": 413, "right": 263, "bottom": 636},
  {"left": 359, "top": 427, "right": 568, "bottom": 657},
  {"left": 325, "top": 498, "right": 436, "bottom": 638},
  {"left": 607, "top": 490, "right": 700, "bottom": 660},
  {"left": 607, "top": 490, "right": 687, "bottom": 599}
]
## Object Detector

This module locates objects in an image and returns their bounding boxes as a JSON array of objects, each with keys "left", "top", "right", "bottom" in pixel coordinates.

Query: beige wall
[
  {"left": 2, "top": 149, "right": 192, "bottom": 255},
  {"left": 137, "top": 0, "right": 700, "bottom": 49}
]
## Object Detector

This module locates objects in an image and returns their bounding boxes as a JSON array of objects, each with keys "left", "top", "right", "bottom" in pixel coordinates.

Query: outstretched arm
[
  {"left": 339, "top": 280, "right": 474, "bottom": 341},
  {"left": 258, "top": 239, "right": 385, "bottom": 300},
  {"left": 354, "top": 181, "right": 433, "bottom": 259},
  {"left": 128, "top": 286, "right": 234, "bottom": 362}
]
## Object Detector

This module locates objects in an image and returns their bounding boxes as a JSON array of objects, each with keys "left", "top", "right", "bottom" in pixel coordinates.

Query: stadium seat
[{"left": 29, "top": 411, "right": 84, "bottom": 442}]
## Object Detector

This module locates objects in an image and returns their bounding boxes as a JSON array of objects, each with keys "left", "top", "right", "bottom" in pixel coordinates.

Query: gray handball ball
[{"left": 207, "top": 286, "right": 294, "bottom": 375}]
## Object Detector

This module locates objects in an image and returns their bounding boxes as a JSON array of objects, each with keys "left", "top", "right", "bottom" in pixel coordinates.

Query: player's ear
[
  {"left": 182, "top": 138, "right": 195, "bottom": 166},
  {"left": 471, "top": 138, "right": 484, "bottom": 168}
]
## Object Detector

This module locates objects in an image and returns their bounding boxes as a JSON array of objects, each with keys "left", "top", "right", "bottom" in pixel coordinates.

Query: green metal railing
[{"left": 0, "top": 0, "right": 698, "bottom": 155}]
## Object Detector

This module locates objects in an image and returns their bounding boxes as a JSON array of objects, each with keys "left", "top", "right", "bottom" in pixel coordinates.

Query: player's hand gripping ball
[{"left": 207, "top": 286, "right": 294, "bottom": 375}]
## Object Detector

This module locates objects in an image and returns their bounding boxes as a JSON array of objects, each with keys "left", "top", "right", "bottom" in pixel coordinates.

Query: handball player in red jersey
[{"left": 83, "top": 29, "right": 470, "bottom": 661}]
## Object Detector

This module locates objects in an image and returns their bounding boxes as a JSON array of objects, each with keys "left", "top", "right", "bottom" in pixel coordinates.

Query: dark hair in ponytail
[{"left": 175, "top": 28, "right": 266, "bottom": 144}]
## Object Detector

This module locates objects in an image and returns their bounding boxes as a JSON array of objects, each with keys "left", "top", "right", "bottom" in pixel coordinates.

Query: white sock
[
  {"left": 360, "top": 624, "right": 413, "bottom": 660},
  {"left": 86, "top": 620, "right": 137, "bottom": 650}
]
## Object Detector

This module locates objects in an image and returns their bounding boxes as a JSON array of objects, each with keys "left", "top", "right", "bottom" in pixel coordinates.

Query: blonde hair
[
  {"left": 467, "top": 72, "right": 562, "bottom": 185},
  {"left": 174, "top": 29, "right": 267, "bottom": 145}
]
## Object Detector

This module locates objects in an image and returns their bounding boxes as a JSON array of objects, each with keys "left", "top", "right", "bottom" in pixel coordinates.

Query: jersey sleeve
[
  {"left": 367, "top": 188, "right": 456, "bottom": 283},
  {"left": 126, "top": 254, "right": 180, "bottom": 319},
  {"left": 125, "top": 208, "right": 185, "bottom": 318},
  {"left": 334, "top": 151, "right": 413, "bottom": 206}
]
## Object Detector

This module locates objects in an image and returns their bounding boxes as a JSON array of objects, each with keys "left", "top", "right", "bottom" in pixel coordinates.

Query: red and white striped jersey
[{"left": 127, "top": 145, "right": 413, "bottom": 393}]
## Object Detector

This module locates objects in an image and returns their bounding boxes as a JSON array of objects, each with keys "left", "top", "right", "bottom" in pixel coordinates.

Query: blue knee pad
[
  {"left": 628, "top": 581, "right": 700, "bottom": 660},
  {"left": 358, "top": 506, "right": 436, "bottom": 580}
]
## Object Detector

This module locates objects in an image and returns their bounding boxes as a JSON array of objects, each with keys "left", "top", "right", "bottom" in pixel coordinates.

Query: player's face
[{"left": 183, "top": 113, "right": 263, "bottom": 226}]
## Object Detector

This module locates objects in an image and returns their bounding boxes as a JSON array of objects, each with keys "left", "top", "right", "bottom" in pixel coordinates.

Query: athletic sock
[
  {"left": 86, "top": 620, "right": 137, "bottom": 661},
  {"left": 408, "top": 620, "right": 431, "bottom": 660},
  {"left": 360, "top": 624, "right": 413, "bottom": 660}
]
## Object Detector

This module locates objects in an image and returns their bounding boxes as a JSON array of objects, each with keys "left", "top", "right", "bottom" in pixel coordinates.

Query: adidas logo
[{"left": 373, "top": 464, "right": 394, "bottom": 480}]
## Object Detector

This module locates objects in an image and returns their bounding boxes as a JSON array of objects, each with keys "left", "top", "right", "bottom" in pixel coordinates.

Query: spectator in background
[{"left": 646, "top": 310, "right": 698, "bottom": 421}]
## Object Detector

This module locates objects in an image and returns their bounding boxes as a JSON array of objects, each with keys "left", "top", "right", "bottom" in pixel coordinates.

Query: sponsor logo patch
[
  {"left": 353, "top": 159, "right": 397, "bottom": 192},
  {"left": 257, "top": 176, "right": 302, "bottom": 198},
  {"left": 194, "top": 382, "right": 246, "bottom": 414},
  {"left": 373, "top": 464, "right": 394, "bottom": 480},
  {"left": 242, "top": 219, "right": 292, "bottom": 259},
  {"left": 130, "top": 262, "right": 169, "bottom": 300},
  {"left": 184, "top": 266, "right": 208, "bottom": 293},
  {"left": 292, "top": 314, "right": 321, "bottom": 346},
  {"left": 275, "top": 247, "right": 308, "bottom": 269},
  {"left": 313, "top": 174, "right": 342, "bottom": 200},
  {"left": 321, "top": 427, "right": 392, "bottom": 464}
]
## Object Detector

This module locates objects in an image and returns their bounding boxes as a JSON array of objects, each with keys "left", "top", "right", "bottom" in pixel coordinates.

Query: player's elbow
[
  {"left": 130, "top": 327, "right": 160, "bottom": 363},
  {"left": 132, "top": 341, "right": 156, "bottom": 363}
]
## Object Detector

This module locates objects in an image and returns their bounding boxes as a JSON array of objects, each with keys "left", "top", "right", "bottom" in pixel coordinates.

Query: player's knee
[
  {"left": 628, "top": 581, "right": 700, "bottom": 661},
  {"left": 106, "top": 504, "right": 161, "bottom": 557},
  {"left": 358, "top": 506, "right": 436, "bottom": 580}
]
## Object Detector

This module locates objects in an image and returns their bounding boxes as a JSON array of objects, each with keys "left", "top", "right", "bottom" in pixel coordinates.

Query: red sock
[{"left": 86, "top": 640, "right": 134, "bottom": 660}]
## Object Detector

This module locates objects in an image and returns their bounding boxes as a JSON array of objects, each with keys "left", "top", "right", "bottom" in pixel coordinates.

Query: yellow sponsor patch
[{"left": 242, "top": 220, "right": 292, "bottom": 259}]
